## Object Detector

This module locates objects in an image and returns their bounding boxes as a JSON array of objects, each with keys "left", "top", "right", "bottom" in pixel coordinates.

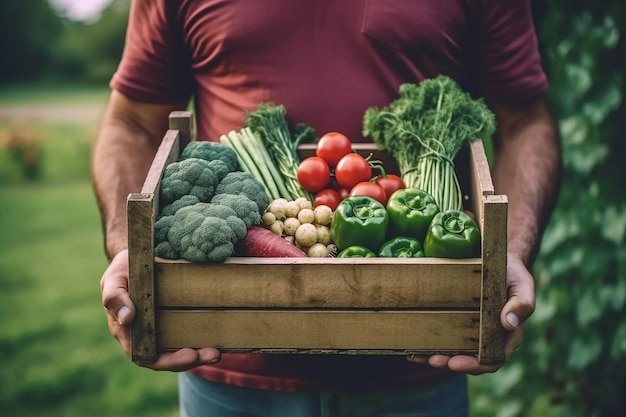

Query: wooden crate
[{"left": 127, "top": 111, "right": 508, "bottom": 365}]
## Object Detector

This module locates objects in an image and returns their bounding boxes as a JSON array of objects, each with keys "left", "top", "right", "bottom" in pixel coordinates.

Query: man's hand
[
  {"left": 100, "top": 250, "right": 222, "bottom": 371},
  {"left": 407, "top": 253, "right": 534, "bottom": 374}
]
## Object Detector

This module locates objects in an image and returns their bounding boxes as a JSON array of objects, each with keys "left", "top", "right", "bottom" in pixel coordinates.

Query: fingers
[
  {"left": 436, "top": 355, "right": 501, "bottom": 375},
  {"left": 501, "top": 255, "right": 535, "bottom": 332},
  {"left": 100, "top": 249, "right": 222, "bottom": 372},
  {"left": 406, "top": 354, "right": 502, "bottom": 375},
  {"left": 105, "top": 311, "right": 132, "bottom": 357},
  {"left": 100, "top": 249, "right": 135, "bottom": 358},
  {"left": 101, "top": 250, "right": 135, "bottom": 326},
  {"left": 406, "top": 257, "right": 535, "bottom": 375},
  {"left": 137, "top": 348, "right": 222, "bottom": 372}
]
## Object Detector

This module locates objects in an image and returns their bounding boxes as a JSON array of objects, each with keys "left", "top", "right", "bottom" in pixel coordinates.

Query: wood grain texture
[
  {"left": 155, "top": 258, "right": 482, "bottom": 308},
  {"left": 156, "top": 310, "right": 481, "bottom": 353},
  {"left": 141, "top": 130, "right": 181, "bottom": 195},
  {"left": 128, "top": 129, "right": 508, "bottom": 363},
  {"left": 469, "top": 140, "right": 495, "bottom": 196},
  {"left": 128, "top": 113, "right": 187, "bottom": 363},
  {"left": 478, "top": 194, "right": 508, "bottom": 364},
  {"left": 168, "top": 111, "right": 193, "bottom": 149},
  {"left": 128, "top": 194, "right": 157, "bottom": 362}
]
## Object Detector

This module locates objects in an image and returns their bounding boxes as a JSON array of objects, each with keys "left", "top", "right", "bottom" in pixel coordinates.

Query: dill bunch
[{"left": 363, "top": 75, "right": 496, "bottom": 211}]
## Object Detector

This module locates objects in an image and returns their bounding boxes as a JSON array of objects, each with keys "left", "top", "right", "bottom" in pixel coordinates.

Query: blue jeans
[{"left": 178, "top": 372, "right": 468, "bottom": 417}]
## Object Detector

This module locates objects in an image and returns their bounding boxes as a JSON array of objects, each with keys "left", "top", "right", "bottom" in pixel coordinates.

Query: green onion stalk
[
  {"left": 244, "top": 103, "right": 315, "bottom": 202},
  {"left": 219, "top": 127, "right": 290, "bottom": 201}
]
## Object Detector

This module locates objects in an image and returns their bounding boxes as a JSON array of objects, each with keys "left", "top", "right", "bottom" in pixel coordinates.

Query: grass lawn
[
  {"left": 0, "top": 82, "right": 110, "bottom": 107},
  {"left": 0, "top": 182, "right": 180, "bottom": 417},
  {"left": 1, "top": 84, "right": 181, "bottom": 416}
]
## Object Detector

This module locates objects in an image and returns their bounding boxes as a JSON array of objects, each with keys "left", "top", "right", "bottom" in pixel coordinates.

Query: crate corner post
[
  {"left": 168, "top": 111, "right": 194, "bottom": 148},
  {"left": 478, "top": 194, "right": 508, "bottom": 364},
  {"left": 127, "top": 192, "right": 158, "bottom": 363}
]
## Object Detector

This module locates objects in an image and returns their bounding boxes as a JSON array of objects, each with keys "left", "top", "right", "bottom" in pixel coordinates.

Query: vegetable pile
[
  {"left": 331, "top": 193, "right": 481, "bottom": 259},
  {"left": 262, "top": 197, "right": 336, "bottom": 258},
  {"left": 297, "top": 131, "right": 404, "bottom": 210},
  {"left": 154, "top": 77, "right": 494, "bottom": 262},
  {"left": 362, "top": 75, "right": 496, "bottom": 212}
]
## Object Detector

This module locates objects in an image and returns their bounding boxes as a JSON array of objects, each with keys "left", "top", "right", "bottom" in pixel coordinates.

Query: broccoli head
[
  {"left": 211, "top": 193, "right": 261, "bottom": 228},
  {"left": 180, "top": 141, "right": 240, "bottom": 172},
  {"left": 165, "top": 202, "right": 248, "bottom": 262},
  {"left": 154, "top": 213, "right": 175, "bottom": 244},
  {"left": 160, "top": 194, "right": 201, "bottom": 217},
  {"left": 160, "top": 158, "right": 230, "bottom": 206},
  {"left": 215, "top": 171, "right": 270, "bottom": 214},
  {"left": 155, "top": 240, "right": 179, "bottom": 259}
]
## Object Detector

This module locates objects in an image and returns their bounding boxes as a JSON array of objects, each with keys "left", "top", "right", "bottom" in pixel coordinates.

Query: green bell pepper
[
  {"left": 378, "top": 237, "right": 425, "bottom": 258},
  {"left": 386, "top": 188, "right": 439, "bottom": 242},
  {"left": 337, "top": 246, "right": 377, "bottom": 258},
  {"left": 330, "top": 196, "right": 389, "bottom": 252},
  {"left": 424, "top": 210, "right": 481, "bottom": 258}
]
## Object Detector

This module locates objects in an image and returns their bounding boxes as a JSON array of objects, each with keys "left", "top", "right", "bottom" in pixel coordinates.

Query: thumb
[
  {"left": 501, "top": 256, "right": 536, "bottom": 331},
  {"left": 101, "top": 249, "right": 136, "bottom": 325}
]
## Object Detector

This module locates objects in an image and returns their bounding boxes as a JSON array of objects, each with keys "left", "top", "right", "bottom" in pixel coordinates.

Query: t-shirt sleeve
[
  {"left": 110, "top": 0, "right": 193, "bottom": 103},
  {"left": 478, "top": 0, "right": 548, "bottom": 102}
]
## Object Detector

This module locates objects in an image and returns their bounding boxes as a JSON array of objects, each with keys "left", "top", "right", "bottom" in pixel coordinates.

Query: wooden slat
[
  {"left": 469, "top": 140, "right": 495, "bottom": 196},
  {"left": 468, "top": 140, "right": 493, "bottom": 228},
  {"left": 168, "top": 111, "right": 193, "bottom": 149},
  {"left": 128, "top": 121, "right": 184, "bottom": 363},
  {"left": 464, "top": 139, "right": 508, "bottom": 363},
  {"left": 157, "top": 310, "right": 480, "bottom": 353},
  {"left": 478, "top": 194, "right": 508, "bottom": 364},
  {"left": 155, "top": 258, "right": 482, "bottom": 308},
  {"left": 128, "top": 194, "right": 157, "bottom": 362},
  {"left": 141, "top": 130, "right": 181, "bottom": 195}
]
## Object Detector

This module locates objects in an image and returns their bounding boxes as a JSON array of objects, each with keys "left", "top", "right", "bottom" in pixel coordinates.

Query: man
[{"left": 94, "top": 1, "right": 561, "bottom": 416}]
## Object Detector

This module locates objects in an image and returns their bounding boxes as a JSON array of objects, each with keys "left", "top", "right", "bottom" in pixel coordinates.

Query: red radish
[{"left": 235, "top": 226, "right": 307, "bottom": 257}]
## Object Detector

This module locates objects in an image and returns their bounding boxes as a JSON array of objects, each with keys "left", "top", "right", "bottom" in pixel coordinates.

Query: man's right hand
[{"left": 100, "top": 250, "right": 222, "bottom": 371}]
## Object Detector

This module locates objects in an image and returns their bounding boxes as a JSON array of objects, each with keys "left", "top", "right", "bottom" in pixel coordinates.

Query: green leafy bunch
[{"left": 363, "top": 75, "right": 496, "bottom": 211}]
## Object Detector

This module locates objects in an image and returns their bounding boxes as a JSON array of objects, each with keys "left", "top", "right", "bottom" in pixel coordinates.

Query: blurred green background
[{"left": 0, "top": 1, "right": 624, "bottom": 416}]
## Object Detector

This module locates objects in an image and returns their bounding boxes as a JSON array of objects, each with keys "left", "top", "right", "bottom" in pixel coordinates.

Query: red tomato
[
  {"left": 297, "top": 157, "right": 330, "bottom": 192},
  {"left": 375, "top": 174, "right": 406, "bottom": 199},
  {"left": 316, "top": 132, "right": 353, "bottom": 168},
  {"left": 314, "top": 188, "right": 342, "bottom": 211},
  {"left": 349, "top": 182, "right": 388, "bottom": 206},
  {"left": 335, "top": 153, "right": 372, "bottom": 190}
]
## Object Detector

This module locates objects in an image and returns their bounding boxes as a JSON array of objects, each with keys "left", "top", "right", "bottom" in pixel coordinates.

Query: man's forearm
[
  {"left": 92, "top": 122, "right": 160, "bottom": 260},
  {"left": 491, "top": 98, "right": 562, "bottom": 266},
  {"left": 92, "top": 91, "right": 183, "bottom": 260}
]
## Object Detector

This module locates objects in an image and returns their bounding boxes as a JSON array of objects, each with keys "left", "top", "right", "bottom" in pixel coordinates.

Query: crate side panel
[
  {"left": 157, "top": 310, "right": 480, "bottom": 352},
  {"left": 128, "top": 123, "right": 183, "bottom": 363},
  {"left": 155, "top": 260, "right": 482, "bottom": 309},
  {"left": 141, "top": 130, "right": 181, "bottom": 197},
  {"left": 469, "top": 140, "right": 495, "bottom": 196},
  {"left": 468, "top": 140, "right": 494, "bottom": 227},
  {"left": 128, "top": 195, "right": 157, "bottom": 362},
  {"left": 478, "top": 195, "right": 508, "bottom": 364}
]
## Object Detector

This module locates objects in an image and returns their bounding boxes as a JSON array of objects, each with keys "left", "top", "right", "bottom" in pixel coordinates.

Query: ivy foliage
[{"left": 472, "top": 2, "right": 626, "bottom": 416}]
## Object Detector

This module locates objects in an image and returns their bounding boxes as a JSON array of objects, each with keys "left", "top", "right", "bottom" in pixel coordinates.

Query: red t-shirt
[{"left": 112, "top": 0, "right": 547, "bottom": 391}]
